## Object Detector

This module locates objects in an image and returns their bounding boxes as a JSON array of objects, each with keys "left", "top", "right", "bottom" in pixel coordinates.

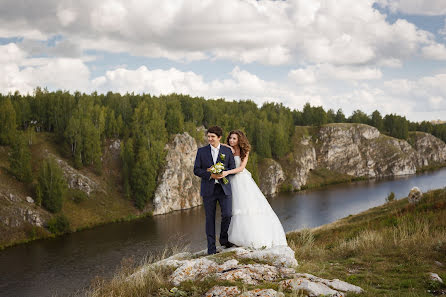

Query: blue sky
[{"left": 0, "top": 0, "right": 446, "bottom": 122}]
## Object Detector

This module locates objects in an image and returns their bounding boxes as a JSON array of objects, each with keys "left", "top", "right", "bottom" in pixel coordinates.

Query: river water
[{"left": 1, "top": 168, "right": 445, "bottom": 297}]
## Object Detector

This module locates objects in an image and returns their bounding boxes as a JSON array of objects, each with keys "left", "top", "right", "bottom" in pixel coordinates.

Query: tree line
[{"left": 0, "top": 89, "right": 445, "bottom": 211}]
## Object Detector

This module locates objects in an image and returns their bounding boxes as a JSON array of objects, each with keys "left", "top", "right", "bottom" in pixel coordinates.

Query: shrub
[
  {"left": 46, "top": 214, "right": 70, "bottom": 234},
  {"left": 386, "top": 192, "right": 395, "bottom": 203},
  {"left": 71, "top": 189, "right": 88, "bottom": 204}
]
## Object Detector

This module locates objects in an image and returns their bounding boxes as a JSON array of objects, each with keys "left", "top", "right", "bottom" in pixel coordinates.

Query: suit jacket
[{"left": 193, "top": 144, "right": 236, "bottom": 197}]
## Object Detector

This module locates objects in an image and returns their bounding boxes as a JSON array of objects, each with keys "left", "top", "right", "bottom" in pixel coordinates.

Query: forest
[{"left": 1, "top": 88, "right": 445, "bottom": 212}]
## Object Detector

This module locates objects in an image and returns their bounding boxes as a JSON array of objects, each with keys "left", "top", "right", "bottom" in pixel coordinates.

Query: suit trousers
[{"left": 203, "top": 183, "right": 232, "bottom": 254}]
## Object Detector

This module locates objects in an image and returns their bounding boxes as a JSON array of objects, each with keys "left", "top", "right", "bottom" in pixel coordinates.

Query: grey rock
[
  {"left": 151, "top": 132, "right": 201, "bottom": 215},
  {"left": 26, "top": 196, "right": 34, "bottom": 203},
  {"left": 259, "top": 159, "right": 285, "bottom": 197},
  {"left": 205, "top": 286, "right": 241, "bottom": 297},
  {"left": 50, "top": 154, "right": 100, "bottom": 195},
  {"left": 429, "top": 272, "right": 443, "bottom": 284},
  {"left": 408, "top": 187, "right": 423, "bottom": 204},
  {"left": 239, "top": 289, "right": 285, "bottom": 297},
  {"left": 280, "top": 278, "right": 342, "bottom": 296}
]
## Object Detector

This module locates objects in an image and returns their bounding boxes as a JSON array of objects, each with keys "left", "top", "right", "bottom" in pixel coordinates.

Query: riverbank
[{"left": 83, "top": 187, "right": 446, "bottom": 297}]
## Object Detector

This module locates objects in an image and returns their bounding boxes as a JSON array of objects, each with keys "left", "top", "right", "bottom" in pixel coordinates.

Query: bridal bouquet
[{"left": 209, "top": 162, "right": 229, "bottom": 184}]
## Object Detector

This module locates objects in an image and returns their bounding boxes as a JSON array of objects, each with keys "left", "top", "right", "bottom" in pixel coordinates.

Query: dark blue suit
[{"left": 193, "top": 144, "right": 236, "bottom": 254}]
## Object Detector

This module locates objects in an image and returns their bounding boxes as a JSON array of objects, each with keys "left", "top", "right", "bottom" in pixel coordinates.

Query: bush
[
  {"left": 70, "top": 189, "right": 88, "bottom": 204},
  {"left": 46, "top": 214, "right": 70, "bottom": 234},
  {"left": 386, "top": 192, "right": 395, "bottom": 203}
]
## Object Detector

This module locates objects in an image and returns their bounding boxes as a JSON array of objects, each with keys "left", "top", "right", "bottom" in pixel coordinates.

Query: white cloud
[
  {"left": 289, "top": 64, "right": 382, "bottom": 84},
  {"left": 376, "top": 0, "right": 446, "bottom": 16},
  {"left": 0, "top": 0, "right": 436, "bottom": 65},
  {"left": 422, "top": 43, "right": 446, "bottom": 60},
  {"left": 0, "top": 43, "right": 91, "bottom": 94}
]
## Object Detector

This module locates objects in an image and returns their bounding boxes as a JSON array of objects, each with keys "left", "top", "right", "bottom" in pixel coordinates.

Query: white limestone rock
[
  {"left": 239, "top": 288, "right": 285, "bottom": 297},
  {"left": 151, "top": 132, "right": 202, "bottom": 215},
  {"left": 280, "top": 278, "right": 342, "bottom": 296},
  {"left": 228, "top": 246, "right": 298, "bottom": 268},
  {"left": 429, "top": 272, "right": 443, "bottom": 284},
  {"left": 259, "top": 159, "right": 285, "bottom": 197},
  {"left": 26, "top": 196, "right": 34, "bottom": 203},
  {"left": 216, "top": 263, "right": 293, "bottom": 285},
  {"left": 408, "top": 187, "right": 423, "bottom": 204},
  {"left": 50, "top": 154, "right": 100, "bottom": 195},
  {"left": 410, "top": 132, "right": 446, "bottom": 167},
  {"left": 294, "top": 273, "right": 363, "bottom": 294},
  {"left": 205, "top": 286, "right": 241, "bottom": 297},
  {"left": 169, "top": 258, "right": 240, "bottom": 286}
]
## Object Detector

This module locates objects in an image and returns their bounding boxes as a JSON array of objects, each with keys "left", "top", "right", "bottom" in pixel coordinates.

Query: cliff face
[
  {"left": 317, "top": 124, "right": 417, "bottom": 178},
  {"left": 150, "top": 133, "right": 202, "bottom": 215},
  {"left": 152, "top": 124, "right": 446, "bottom": 214}
]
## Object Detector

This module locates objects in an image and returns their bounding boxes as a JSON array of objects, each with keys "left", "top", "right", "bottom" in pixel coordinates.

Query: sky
[{"left": 1, "top": 0, "right": 446, "bottom": 122}]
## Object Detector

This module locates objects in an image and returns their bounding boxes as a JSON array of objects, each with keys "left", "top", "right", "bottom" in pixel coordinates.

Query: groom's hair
[{"left": 207, "top": 126, "right": 223, "bottom": 137}]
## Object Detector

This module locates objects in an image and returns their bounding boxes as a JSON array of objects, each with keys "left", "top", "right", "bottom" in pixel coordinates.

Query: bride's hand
[
  {"left": 221, "top": 171, "right": 229, "bottom": 177},
  {"left": 221, "top": 143, "right": 235, "bottom": 154}
]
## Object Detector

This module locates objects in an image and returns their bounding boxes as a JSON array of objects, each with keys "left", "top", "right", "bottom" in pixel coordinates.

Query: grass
[
  {"left": 287, "top": 187, "right": 446, "bottom": 296},
  {"left": 302, "top": 167, "right": 368, "bottom": 190}
]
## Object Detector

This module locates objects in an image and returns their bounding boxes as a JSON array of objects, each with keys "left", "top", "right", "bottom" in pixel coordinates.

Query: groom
[{"left": 193, "top": 126, "right": 236, "bottom": 254}]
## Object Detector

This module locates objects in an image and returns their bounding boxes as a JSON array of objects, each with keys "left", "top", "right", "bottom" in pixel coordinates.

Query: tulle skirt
[{"left": 228, "top": 169, "right": 288, "bottom": 249}]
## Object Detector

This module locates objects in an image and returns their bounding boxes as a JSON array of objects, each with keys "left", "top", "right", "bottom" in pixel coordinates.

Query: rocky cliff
[
  {"left": 152, "top": 124, "right": 446, "bottom": 215},
  {"left": 150, "top": 133, "right": 202, "bottom": 215}
]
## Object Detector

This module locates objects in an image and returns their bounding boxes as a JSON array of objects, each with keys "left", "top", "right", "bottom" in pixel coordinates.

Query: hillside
[{"left": 0, "top": 132, "right": 145, "bottom": 249}]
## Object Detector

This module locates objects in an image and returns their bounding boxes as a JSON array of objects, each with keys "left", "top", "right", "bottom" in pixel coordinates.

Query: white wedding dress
[{"left": 228, "top": 156, "right": 288, "bottom": 249}]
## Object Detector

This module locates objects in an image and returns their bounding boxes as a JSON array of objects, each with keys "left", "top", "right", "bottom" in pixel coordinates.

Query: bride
[{"left": 220, "top": 130, "right": 288, "bottom": 249}]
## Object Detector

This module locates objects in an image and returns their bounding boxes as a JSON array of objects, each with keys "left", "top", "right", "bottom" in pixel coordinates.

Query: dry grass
[{"left": 80, "top": 244, "right": 188, "bottom": 297}]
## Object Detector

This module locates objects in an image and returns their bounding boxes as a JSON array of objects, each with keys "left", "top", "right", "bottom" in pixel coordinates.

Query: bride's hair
[{"left": 226, "top": 130, "right": 251, "bottom": 161}]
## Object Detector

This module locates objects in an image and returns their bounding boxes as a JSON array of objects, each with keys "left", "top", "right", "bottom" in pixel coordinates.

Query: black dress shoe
[{"left": 223, "top": 242, "right": 234, "bottom": 248}]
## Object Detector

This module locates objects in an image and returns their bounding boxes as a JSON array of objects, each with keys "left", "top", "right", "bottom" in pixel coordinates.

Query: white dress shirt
[{"left": 210, "top": 144, "right": 220, "bottom": 183}]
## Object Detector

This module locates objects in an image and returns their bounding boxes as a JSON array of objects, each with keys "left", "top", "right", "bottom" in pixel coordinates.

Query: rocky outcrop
[
  {"left": 50, "top": 153, "right": 101, "bottom": 196},
  {"left": 280, "top": 124, "right": 446, "bottom": 190},
  {"left": 151, "top": 132, "right": 202, "bottom": 215},
  {"left": 128, "top": 246, "right": 363, "bottom": 297},
  {"left": 0, "top": 191, "right": 49, "bottom": 229},
  {"left": 259, "top": 159, "right": 285, "bottom": 196},
  {"left": 291, "top": 135, "right": 317, "bottom": 190},
  {"left": 409, "top": 132, "right": 446, "bottom": 167},
  {"left": 317, "top": 124, "right": 417, "bottom": 178}
]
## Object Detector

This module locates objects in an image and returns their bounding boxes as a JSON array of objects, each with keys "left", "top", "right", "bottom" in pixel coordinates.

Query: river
[{"left": 1, "top": 168, "right": 445, "bottom": 297}]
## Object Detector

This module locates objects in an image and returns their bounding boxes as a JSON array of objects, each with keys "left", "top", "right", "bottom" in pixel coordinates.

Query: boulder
[{"left": 408, "top": 187, "right": 423, "bottom": 204}]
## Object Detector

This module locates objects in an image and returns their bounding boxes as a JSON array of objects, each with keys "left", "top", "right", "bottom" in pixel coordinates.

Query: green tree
[
  {"left": 36, "top": 158, "right": 66, "bottom": 213},
  {"left": 165, "top": 100, "right": 184, "bottom": 134},
  {"left": 121, "top": 138, "right": 135, "bottom": 198},
  {"left": 335, "top": 109, "right": 346, "bottom": 123},
  {"left": 9, "top": 133, "right": 32, "bottom": 183},
  {"left": 371, "top": 110, "right": 384, "bottom": 131},
  {"left": 130, "top": 147, "right": 156, "bottom": 209},
  {"left": 0, "top": 97, "right": 17, "bottom": 145},
  {"left": 349, "top": 110, "right": 369, "bottom": 124}
]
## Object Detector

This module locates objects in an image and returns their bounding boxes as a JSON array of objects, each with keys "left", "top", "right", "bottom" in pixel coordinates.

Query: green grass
[{"left": 287, "top": 187, "right": 446, "bottom": 296}]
